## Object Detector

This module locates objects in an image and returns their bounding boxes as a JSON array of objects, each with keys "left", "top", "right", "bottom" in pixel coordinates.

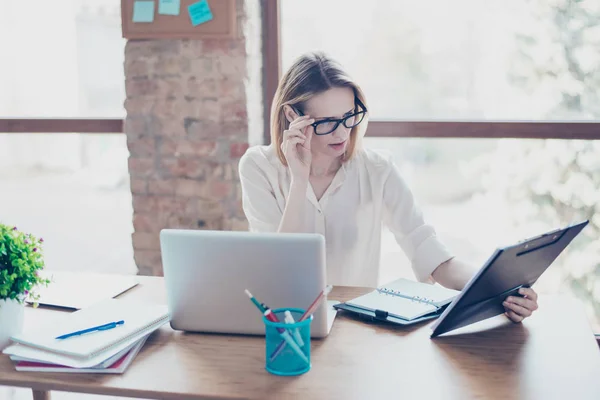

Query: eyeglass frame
[{"left": 290, "top": 97, "right": 368, "bottom": 136}]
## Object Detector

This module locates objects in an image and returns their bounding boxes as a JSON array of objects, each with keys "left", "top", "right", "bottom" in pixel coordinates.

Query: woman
[{"left": 239, "top": 52, "right": 537, "bottom": 323}]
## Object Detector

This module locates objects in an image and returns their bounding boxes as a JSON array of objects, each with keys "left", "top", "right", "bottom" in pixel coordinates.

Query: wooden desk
[{"left": 1, "top": 275, "right": 599, "bottom": 400}]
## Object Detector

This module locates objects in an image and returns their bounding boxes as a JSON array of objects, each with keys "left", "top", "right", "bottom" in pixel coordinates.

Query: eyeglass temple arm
[
  {"left": 355, "top": 97, "right": 367, "bottom": 113},
  {"left": 290, "top": 105, "right": 304, "bottom": 117}
]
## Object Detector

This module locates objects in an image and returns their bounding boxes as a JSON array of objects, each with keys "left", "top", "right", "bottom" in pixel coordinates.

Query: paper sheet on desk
[{"left": 28, "top": 271, "right": 139, "bottom": 310}]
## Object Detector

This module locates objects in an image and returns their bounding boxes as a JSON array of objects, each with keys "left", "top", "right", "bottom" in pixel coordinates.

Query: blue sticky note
[
  {"left": 158, "top": 0, "right": 180, "bottom": 16},
  {"left": 188, "top": 0, "right": 213, "bottom": 27},
  {"left": 133, "top": 1, "right": 155, "bottom": 23}
]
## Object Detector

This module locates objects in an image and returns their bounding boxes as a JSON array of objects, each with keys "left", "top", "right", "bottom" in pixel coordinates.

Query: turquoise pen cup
[{"left": 263, "top": 308, "right": 312, "bottom": 376}]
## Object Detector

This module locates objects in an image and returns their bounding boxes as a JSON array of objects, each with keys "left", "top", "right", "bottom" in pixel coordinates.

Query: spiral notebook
[{"left": 334, "top": 278, "right": 460, "bottom": 324}]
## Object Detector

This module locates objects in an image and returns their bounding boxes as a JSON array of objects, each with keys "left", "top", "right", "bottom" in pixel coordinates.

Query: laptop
[{"left": 159, "top": 229, "right": 338, "bottom": 338}]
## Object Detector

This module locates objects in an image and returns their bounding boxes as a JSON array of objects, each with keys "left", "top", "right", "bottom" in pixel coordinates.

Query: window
[
  {"left": 281, "top": 0, "right": 599, "bottom": 121},
  {"left": 0, "top": 0, "right": 126, "bottom": 118},
  {"left": 0, "top": 0, "right": 134, "bottom": 275},
  {"left": 278, "top": 0, "right": 600, "bottom": 330}
]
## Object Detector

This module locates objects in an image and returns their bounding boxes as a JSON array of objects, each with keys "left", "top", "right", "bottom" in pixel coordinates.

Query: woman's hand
[
  {"left": 503, "top": 287, "right": 539, "bottom": 323},
  {"left": 281, "top": 115, "right": 314, "bottom": 182}
]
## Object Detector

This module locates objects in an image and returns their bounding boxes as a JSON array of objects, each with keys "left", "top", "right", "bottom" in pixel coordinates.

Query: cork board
[{"left": 121, "top": 0, "right": 237, "bottom": 39}]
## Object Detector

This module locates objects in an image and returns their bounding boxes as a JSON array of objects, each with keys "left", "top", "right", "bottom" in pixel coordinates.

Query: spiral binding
[{"left": 377, "top": 287, "right": 435, "bottom": 305}]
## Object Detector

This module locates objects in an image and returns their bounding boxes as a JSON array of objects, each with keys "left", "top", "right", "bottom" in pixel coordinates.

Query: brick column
[{"left": 123, "top": 0, "right": 261, "bottom": 276}]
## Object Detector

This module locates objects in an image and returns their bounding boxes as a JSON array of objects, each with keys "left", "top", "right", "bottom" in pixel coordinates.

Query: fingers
[
  {"left": 281, "top": 128, "right": 305, "bottom": 151},
  {"left": 503, "top": 290, "right": 538, "bottom": 324},
  {"left": 288, "top": 115, "right": 310, "bottom": 126},
  {"left": 286, "top": 137, "right": 305, "bottom": 148},
  {"left": 282, "top": 116, "right": 314, "bottom": 156},
  {"left": 503, "top": 299, "right": 532, "bottom": 318},
  {"left": 283, "top": 126, "right": 312, "bottom": 149},
  {"left": 506, "top": 295, "right": 538, "bottom": 311},
  {"left": 282, "top": 137, "right": 306, "bottom": 155},
  {"left": 519, "top": 287, "right": 538, "bottom": 301},
  {"left": 304, "top": 124, "right": 313, "bottom": 148},
  {"left": 289, "top": 118, "right": 313, "bottom": 149},
  {"left": 289, "top": 116, "right": 315, "bottom": 131},
  {"left": 505, "top": 310, "right": 524, "bottom": 323},
  {"left": 283, "top": 129, "right": 306, "bottom": 141}
]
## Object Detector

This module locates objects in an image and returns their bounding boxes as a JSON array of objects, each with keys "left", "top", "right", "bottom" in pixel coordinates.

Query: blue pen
[{"left": 55, "top": 320, "right": 125, "bottom": 340}]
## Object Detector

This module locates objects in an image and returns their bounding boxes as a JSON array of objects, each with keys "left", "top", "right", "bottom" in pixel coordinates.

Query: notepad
[
  {"left": 343, "top": 278, "right": 460, "bottom": 321},
  {"left": 9, "top": 335, "right": 140, "bottom": 367},
  {"left": 3, "top": 336, "right": 145, "bottom": 369},
  {"left": 13, "top": 335, "right": 148, "bottom": 374},
  {"left": 9, "top": 299, "right": 169, "bottom": 359}
]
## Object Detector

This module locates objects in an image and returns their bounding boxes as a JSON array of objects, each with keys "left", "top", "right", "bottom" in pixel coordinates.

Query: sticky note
[
  {"left": 133, "top": 1, "right": 155, "bottom": 23},
  {"left": 188, "top": 0, "right": 213, "bottom": 27},
  {"left": 158, "top": 0, "right": 180, "bottom": 16}
]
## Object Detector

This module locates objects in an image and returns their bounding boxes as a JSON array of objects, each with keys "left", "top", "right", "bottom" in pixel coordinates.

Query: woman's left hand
[{"left": 503, "top": 287, "right": 539, "bottom": 323}]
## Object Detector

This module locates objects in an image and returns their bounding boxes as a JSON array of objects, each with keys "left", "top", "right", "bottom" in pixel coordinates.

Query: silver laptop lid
[{"left": 160, "top": 229, "right": 331, "bottom": 337}]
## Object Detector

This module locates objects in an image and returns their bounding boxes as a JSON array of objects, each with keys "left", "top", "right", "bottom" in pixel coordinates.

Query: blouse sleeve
[
  {"left": 381, "top": 159, "right": 454, "bottom": 282},
  {"left": 238, "top": 151, "right": 283, "bottom": 233}
]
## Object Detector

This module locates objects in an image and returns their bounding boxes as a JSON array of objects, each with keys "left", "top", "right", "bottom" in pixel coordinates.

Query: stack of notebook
[{"left": 2, "top": 299, "right": 170, "bottom": 374}]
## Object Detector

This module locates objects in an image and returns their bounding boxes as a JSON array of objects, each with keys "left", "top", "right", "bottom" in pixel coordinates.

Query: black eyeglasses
[{"left": 292, "top": 98, "right": 368, "bottom": 135}]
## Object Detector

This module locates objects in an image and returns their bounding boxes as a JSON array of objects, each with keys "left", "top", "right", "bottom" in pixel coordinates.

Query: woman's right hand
[{"left": 281, "top": 115, "right": 314, "bottom": 182}]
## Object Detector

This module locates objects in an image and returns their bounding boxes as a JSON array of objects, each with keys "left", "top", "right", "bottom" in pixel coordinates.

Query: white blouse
[{"left": 238, "top": 145, "right": 454, "bottom": 287}]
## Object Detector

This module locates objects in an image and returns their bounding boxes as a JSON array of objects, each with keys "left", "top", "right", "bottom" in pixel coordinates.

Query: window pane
[
  {"left": 0, "top": 134, "right": 135, "bottom": 275},
  {"left": 281, "top": 0, "right": 600, "bottom": 120},
  {"left": 0, "top": 0, "right": 125, "bottom": 117},
  {"left": 363, "top": 136, "right": 600, "bottom": 331}
]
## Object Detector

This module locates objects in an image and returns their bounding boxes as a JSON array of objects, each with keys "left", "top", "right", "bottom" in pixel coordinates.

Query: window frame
[{"left": 0, "top": 119, "right": 122, "bottom": 134}]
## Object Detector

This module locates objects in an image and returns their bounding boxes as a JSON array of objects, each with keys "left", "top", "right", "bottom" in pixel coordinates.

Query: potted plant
[{"left": 0, "top": 223, "right": 50, "bottom": 349}]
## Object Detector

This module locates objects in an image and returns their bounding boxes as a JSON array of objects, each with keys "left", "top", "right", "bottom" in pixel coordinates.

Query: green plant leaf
[{"left": 0, "top": 223, "right": 50, "bottom": 301}]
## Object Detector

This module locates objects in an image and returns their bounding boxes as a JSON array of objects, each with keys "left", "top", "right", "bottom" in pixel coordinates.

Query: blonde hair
[{"left": 270, "top": 52, "right": 369, "bottom": 165}]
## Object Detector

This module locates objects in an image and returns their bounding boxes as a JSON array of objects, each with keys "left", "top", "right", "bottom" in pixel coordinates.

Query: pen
[
  {"left": 244, "top": 289, "right": 268, "bottom": 313},
  {"left": 264, "top": 309, "right": 309, "bottom": 365},
  {"left": 298, "top": 285, "right": 333, "bottom": 322},
  {"left": 269, "top": 285, "right": 333, "bottom": 362},
  {"left": 284, "top": 310, "right": 304, "bottom": 347},
  {"left": 55, "top": 320, "right": 125, "bottom": 340}
]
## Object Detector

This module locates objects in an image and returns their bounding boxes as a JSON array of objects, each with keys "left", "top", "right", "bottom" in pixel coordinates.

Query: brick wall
[{"left": 123, "top": 0, "right": 262, "bottom": 276}]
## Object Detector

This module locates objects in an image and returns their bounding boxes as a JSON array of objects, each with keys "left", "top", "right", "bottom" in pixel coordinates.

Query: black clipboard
[{"left": 430, "top": 220, "right": 589, "bottom": 338}]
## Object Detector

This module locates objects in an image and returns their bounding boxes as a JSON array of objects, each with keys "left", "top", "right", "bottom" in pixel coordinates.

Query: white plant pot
[{"left": 0, "top": 298, "right": 25, "bottom": 350}]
